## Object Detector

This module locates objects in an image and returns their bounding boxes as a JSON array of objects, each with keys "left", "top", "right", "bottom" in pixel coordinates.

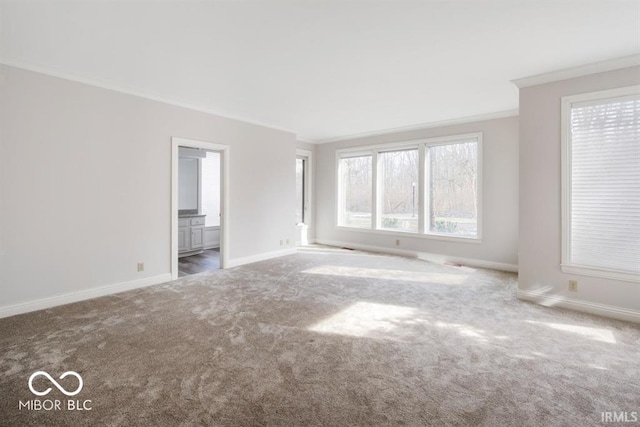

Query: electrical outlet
[
  {"left": 568, "top": 280, "right": 578, "bottom": 292},
  {"left": 137, "top": 262, "right": 144, "bottom": 272},
  {"left": 395, "top": 239, "right": 400, "bottom": 246}
]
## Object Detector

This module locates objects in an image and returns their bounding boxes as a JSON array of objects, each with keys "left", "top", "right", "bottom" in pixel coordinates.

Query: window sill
[
  {"left": 561, "top": 264, "right": 640, "bottom": 283},
  {"left": 335, "top": 225, "right": 482, "bottom": 244}
]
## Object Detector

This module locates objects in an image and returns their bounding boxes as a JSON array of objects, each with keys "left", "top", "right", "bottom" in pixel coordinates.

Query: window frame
[
  {"left": 335, "top": 132, "right": 483, "bottom": 243},
  {"left": 560, "top": 85, "right": 640, "bottom": 283},
  {"left": 336, "top": 152, "right": 374, "bottom": 229},
  {"left": 295, "top": 156, "right": 306, "bottom": 224},
  {"left": 200, "top": 150, "right": 221, "bottom": 228},
  {"left": 296, "top": 149, "right": 313, "bottom": 227},
  {"left": 377, "top": 147, "right": 421, "bottom": 233}
]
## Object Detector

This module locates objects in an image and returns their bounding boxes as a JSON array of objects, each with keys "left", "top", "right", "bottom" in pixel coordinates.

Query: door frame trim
[{"left": 171, "top": 137, "right": 230, "bottom": 279}]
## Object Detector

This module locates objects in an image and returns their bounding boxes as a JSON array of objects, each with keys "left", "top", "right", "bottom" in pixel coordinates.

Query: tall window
[
  {"left": 296, "top": 157, "right": 306, "bottom": 224},
  {"left": 201, "top": 151, "right": 220, "bottom": 227},
  {"left": 338, "top": 155, "right": 372, "bottom": 229},
  {"left": 428, "top": 141, "right": 478, "bottom": 237},
  {"left": 379, "top": 149, "right": 419, "bottom": 232},
  {"left": 336, "top": 133, "right": 481, "bottom": 240},
  {"left": 562, "top": 87, "right": 640, "bottom": 280}
]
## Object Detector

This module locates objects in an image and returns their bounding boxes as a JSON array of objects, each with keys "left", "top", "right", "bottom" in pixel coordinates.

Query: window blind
[{"left": 569, "top": 94, "right": 640, "bottom": 275}]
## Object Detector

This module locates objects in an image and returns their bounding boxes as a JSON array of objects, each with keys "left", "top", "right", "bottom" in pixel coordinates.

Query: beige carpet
[{"left": 1, "top": 246, "right": 638, "bottom": 426}]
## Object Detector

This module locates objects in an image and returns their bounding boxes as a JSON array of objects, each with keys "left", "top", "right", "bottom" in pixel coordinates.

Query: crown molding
[
  {"left": 0, "top": 57, "right": 300, "bottom": 137},
  {"left": 511, "top": 55, "right": 640, "bottom": 89},
  {"left": 312, "top": 109, "right": 519, "bottom": 144}
]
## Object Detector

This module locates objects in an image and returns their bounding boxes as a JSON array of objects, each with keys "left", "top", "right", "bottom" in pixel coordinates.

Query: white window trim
[
  {"left": 335, "top": 151, "right": 374, "bottom": 229},
  {"left": 296, "top": 148, "right": 313, "bottom": 227},
  {"left": 335, "top": 132, "right": 483, "bottom": 243},
  {"left": 560, "top": 85, "right": 640, "bottom": 283}
]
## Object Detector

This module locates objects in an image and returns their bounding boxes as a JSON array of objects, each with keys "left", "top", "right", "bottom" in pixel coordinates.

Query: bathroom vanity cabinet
[{"left": 178, "top": 215, "right": 206, "bottom": 257}]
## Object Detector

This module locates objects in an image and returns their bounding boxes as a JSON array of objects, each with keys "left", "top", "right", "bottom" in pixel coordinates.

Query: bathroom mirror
[{"left": 178, "top": 157, "right": 199, "bottom": 211}]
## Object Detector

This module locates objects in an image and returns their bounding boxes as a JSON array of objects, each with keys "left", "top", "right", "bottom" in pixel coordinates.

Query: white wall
[
  {"left": 518, "top": 66, "right": 640, "bottom": 317},
  {"left": 0, "top": 65, "right": 297, "bottom": 313},
  {"left": 314, "top": 116, "right": 519, "bottom": 269}
]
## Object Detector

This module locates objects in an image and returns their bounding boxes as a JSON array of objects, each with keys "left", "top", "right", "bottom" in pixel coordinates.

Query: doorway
[
  {"left": 171, "top": 137, "right": 229, "bottom": 279},
  {"left": 296, "top": 148, "right": 312, "bottom": 246}
]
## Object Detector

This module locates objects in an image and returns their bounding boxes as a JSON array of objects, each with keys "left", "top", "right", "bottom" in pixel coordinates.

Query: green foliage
[
  {"left": 382, "top": 217, "right": 400, "bottom": 228},
  {"left": 434, "top": 220, "right": 457, "bottom": 233}
]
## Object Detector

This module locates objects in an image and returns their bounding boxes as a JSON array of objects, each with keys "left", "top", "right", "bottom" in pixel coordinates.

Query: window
[
  {"left": 201, "top": 151, "right": 221, "bottom": 227},
  {"left": 428, "top": 141, "right": 478, "bottom": 237},
  {"left": 296, "top": 157, "right": 306, "bottom": 224},
  {"left": 296, "top": 149, "right": 313, "bottom": 232},
  {"left": 562, "top": 86, "right": 640, "bottom": 281},
  {"left": 336, "top": 133, "right": 481, "bottom": 240},
  {"left": 338, "top": 155, "right": 372, "bottom": 229},
  {"left": 379, "top": 149, "right": 419, "bottom": 232}
]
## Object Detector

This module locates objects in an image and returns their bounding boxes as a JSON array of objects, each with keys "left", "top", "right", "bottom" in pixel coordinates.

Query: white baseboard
[
  {"left": 517, "top": 289, "right": 640, "bottom": 324},
  {"left": 315, "top": 239, "right": 518, "bottom": 273},
  {"left": 226, "top": 248, "right": 297, "bottom": 268},
  {"left": 0, "top": 273, "right": 172, "bottom": 319}
]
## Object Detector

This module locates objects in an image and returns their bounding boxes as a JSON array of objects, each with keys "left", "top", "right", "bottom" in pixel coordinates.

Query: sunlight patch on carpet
[
  {"left": 525, "top": 320, "right": 616, "bottom": 344},
  {"left": 309, "top": 301, "right": 418, "bottom": 338},
  {"left": 297, "top": 247, "right": 369, "bottom": 256},
  {"left": 434, "top": 321, "right": 490, "bottom": 343},
  {"left": 302, "top": 265, "right": 468, "bottom": 285}
]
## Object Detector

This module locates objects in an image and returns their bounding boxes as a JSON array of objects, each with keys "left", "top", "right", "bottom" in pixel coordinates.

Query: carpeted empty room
[
  {"left": 2, "top": 2, "right": 640, "bottom": 426},
  {"left": 1, "top": 247, "right": 638, "bottom": 426}
]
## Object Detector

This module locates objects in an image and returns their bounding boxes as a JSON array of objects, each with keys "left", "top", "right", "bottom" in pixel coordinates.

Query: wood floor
[{"left": 178, "top": 248, "right": 220, "bottom": 277}]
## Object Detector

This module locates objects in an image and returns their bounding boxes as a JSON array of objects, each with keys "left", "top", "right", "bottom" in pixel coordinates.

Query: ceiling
[{"left": 1, "top": 1, "right": 638, "bottom": 142}]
